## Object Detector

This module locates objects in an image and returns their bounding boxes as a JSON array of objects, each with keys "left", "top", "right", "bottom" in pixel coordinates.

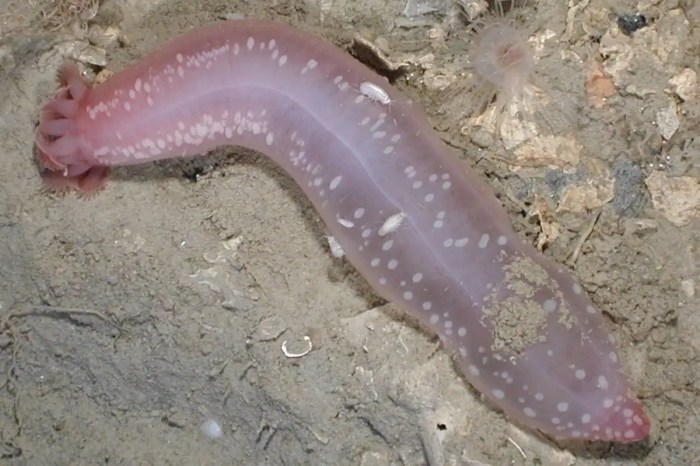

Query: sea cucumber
[{"left": 35, "top": 19, "right": 650, "bottom": 442}]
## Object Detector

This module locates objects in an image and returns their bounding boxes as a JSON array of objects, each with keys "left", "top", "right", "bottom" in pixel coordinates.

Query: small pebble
[{"left": 617, "top": 13, "right": 647, "bottom": 36}]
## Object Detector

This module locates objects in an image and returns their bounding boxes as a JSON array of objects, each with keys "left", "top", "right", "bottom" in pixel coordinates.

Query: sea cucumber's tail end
[{"left": 35, "top": 62, "right": 108, "bottom": 196}]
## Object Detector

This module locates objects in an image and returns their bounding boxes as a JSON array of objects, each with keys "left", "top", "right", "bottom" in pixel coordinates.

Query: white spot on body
[
  {"left": 247, "top": 37, "right": 254, "bottom": 50},
  {"left": 478, "top": 234, "right": 490, "bottom": 249},
  {"left": 370, "top": 117, "right": 385, "bottom": 132},
  {"left": 329, "top": 175, "right": 342, "bottom": 191},
  {"left": 300, "top": 59, "right": 318, "bottom": 75},
  {"left": 543, "top": 299, "right": 557, "bottom": 312},
  {"left": 337, "top": 216, "right": 354, "bottom": 228},
  {"left": 454, "top": 238, "right": 469, "bottom": 247}
]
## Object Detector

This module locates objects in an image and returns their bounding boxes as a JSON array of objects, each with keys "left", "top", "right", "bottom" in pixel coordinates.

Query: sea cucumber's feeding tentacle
[{"left": 35, "top": 19, "right": 650, "bottom": 442}]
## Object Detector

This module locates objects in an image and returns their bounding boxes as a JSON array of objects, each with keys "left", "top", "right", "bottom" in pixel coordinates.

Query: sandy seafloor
[{"left": 0, "top": 0, "right": 698, "bottom": 465}]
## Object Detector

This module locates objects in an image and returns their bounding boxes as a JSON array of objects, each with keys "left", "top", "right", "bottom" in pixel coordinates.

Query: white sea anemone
[{"left": 455, "top": 1, "right": 539, "bottom": 132}]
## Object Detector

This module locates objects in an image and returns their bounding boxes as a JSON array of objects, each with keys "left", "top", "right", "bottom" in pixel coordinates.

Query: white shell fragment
[
  {"left": 200, "top": 419, "right": 223, "bottom": 439},
  {"left": 326, "top": 235, "right": 345, "bottom": 258},
  {"left": 656, "top": 104, "right": 680, "bottom": 140},
  {"left": 282, "top": 336, "right": 313, "bottom": 358}
]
